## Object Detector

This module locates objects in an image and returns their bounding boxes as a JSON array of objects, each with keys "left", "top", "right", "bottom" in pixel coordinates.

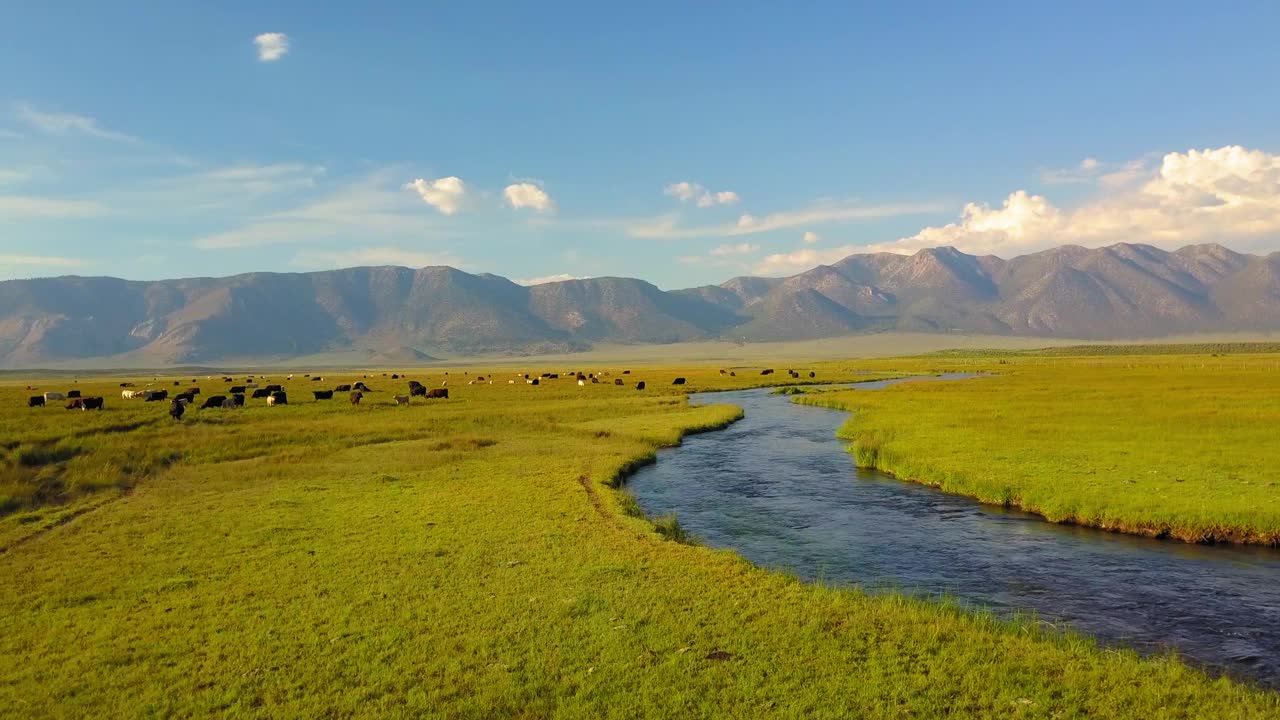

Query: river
[{"left": 625, "top": 376, "right": 1280, "bottom": 687}]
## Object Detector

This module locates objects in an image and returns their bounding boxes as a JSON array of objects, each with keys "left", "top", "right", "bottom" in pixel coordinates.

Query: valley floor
[{"left": 0, "top": 357, "right": 1277, "bottom": 717}]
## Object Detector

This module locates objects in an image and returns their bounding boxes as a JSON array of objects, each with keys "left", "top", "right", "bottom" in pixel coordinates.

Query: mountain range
[{"left": 1, "top": 242, "right": 1278, "bottom": 367}]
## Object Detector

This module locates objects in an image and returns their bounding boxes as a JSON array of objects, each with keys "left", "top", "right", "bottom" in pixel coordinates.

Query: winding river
[{"left": 626, "top": 376, "right": 1280, "bottom": 687}]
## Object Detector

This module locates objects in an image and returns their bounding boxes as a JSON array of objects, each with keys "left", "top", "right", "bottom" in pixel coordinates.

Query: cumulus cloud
[
  {"left": 629, "top": 201, "right": 942, "bottom": 240},
  {"left": 14, "top": 102, "right": 138, "bottom": 143},
  {"left": 404, "top": 176, "right": 470, "bottom": 215},
  {"left": 255, "top": 33, "right": 289, "bottom": 62},
  {"left": 753, "top": 246, "right": 863, "bottom": 276},
  {"left": 665, "top": 181, "right": 740, "bottom": 208},
  {"left": 290, "top": 246, "right": 460, "bottom": 269},
  {"left": 516, "top": 273, "right": 583, "bottom": 285},
  {"left": 504, "top": 182, "right": 554, "bottom": 213},
  {"left": 873, "top": 145, "right": 1280, "bottom": 256},
  {"left": 709, "top": 242, "right": 758, "bottom": 256},
  {"left": 802, "top": 230, "right": 820, "bottom": 244}
]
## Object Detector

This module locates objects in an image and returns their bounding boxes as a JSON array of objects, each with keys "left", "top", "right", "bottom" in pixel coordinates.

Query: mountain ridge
[{"left": 2, "top": 242, "right": 1279, "bottom": 366}]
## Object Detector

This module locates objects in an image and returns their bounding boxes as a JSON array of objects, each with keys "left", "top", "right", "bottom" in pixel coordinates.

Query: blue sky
[{"left": 2, "top": 2, "right": 1279, "bottom": 287}]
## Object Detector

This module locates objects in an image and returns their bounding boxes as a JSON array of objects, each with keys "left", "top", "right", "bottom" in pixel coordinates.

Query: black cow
[
  {"left": 175, "top": 392, "right": 195, "bottom": 404},
  {"left": 529, "top": 378, "right": 539, "bottom": 386},
  {"left": 349, "top": 391, "right": 363, "bottom": 405},
  {"left": 67, "top": 390, "right": 81, "bottom": 398},
  {"left": 252, "top": 388, "right": 272, "bottom": 398},
  {"left": 265, "top": 384, "right": 282, "bottom": 392},
  {"left": 672, "top": 377, "right": 686, "bottom": 385},
  {"left": 636, "top": 382, "right": 646, "bottom": 390},
  {"left": 475, "top": 376, "right": 485, "bottom": 383},
  {"left": 548, "top": 374, "right": 559, "bottom": 379},
  {"left": 229, "top": 394, "right": 246, "bottom": 407},
  {"left": 425, "top": 388, "right": 449, "bottom": 399},
  {"left": 719, "top": 369, "right": 727, "bottom": 375},
  {"left": 391, "top": 373, "right": 400, "bottom": 379},
  {"left": 335, "top": 384, "right": 352, "bottom": 392},
  {"left": 410, "top": 385, "right": 427, "bottom": 397},
  {"left": 614, "top": 378, "right": 624, "bottom": 386},
  {"left": 576, "top": 374, "right": 586, "bottom": 382},
  {"left": 28, "top": 396, "right": 45, "bottom": 408},
  {"left": 809, "top": 371, "right": 815, "bottom": 378},
  {"left": 730, "top": 371, "right": 736, "bottom": 377},
  {"left": 312, "top": 390, "right": 333, "bottom": 400},
  {"left": 230, "top": 385, "right": 246, "bottom": 394},
  {"left": 173, "top": 381, "right": 181, "bottom": 386},
  {"left": 146, "top": 390, "right": 169, "bottom": 402},
  {"left": 82, "top": 397, "right": 104, "bottom": 410},
  {"left": 201, "top": 395, "right": 227, "bottom": 409},
  {"left": 311, "top": 377, "right": 324, "bottom": 382},
  {"left": 623, "top": 370, "right": 631, "bottom": 375},
  {"left": 169, "top": 399, "right": 185, "bottom": 422},
  {"left": 353, "top": 382, "right": 370, "bottom": 392},
  {"left": 761, "top": 369, "right": 774, "bottom": 376},
  {"left": 268, "top": 391, "right": 287, "bottom": 405}
]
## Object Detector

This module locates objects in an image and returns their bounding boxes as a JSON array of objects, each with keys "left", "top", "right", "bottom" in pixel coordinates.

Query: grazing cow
[
  {"left": 28, "top": 396, "right": 45, "bottom": 407},
  {"left": 528, "top": 378, "right": 539, "bottom": 386},
  {"left": 576, "top": 373, "right": 586, "bottom": 382},
  {"left": 173, "top": 381, "right": 181, "bottom": 386},
  {"left": 623, "top": 370, "right": 631, "bottom": 375},
  {"left": 120, "top": 382, "right": 134, "bottom": 387},
  {"left": 636, "top": 382, "right": 646, "bottom": 390},
  {"left": 67, "top": 390, "right": 81, "bottom": 398},
  {"left": 672, "top": 377, "right": 686, "bottom": 385},
  {"left": 82, "top": 397, "right": 104, "bottom": 410},
  {"left": 252, "top": 388, "right": 271, "bottom": 399},
  {"left": 228, "top": 393, "right": 245, "bottom": 407},
  {"left": 169, "top": 399, "right": 185, "bottom": 422},
  {"left": 175, "top": 393, "right": 195, "bottom": 404},
  {"left": 267, "top": 391, "right": 287, "bottom": 406},
  {"left": 349, "top": 391, "right": 363, "bottom": 405},
  {"left": 591, "top": 377, "right": 599, "bottom": 384},
  {"left": 230, "top": 385, "right": 246, "bottom": 394},
  {"left": 719, "top": 369, "right": 727, "bottom": 375},
  {"left": 202, "top": 395, "right": 227, "bottom": 409},
  {"left": 548, "top": 374, "right": 559, "bottom": 379},
  {"left": 476, "top": 376, "right": 485, "bottom": 382},
  {"left": 410, "top": 385, "right": 427, "bottom": 397},
  {"left": 394, "top": 395, "right": 410, "bottom": 405},
  {"left": 761, "top": 369, "right": 774, "bottom": 376},
  {"left": 66, "top": 398, "right": 86, "bottom": 410},
  {"left": 245, "top": 383, "right": 259, "bottom": 389},
  {"left": 335, "top": 384, "right": 352, "bottom": 392},
  {"left": 408, "top": 379, "right": 423, "bottom": 388},
  {"left": 614, "top": 378, "right": 624, "bottom": 386},
  {"left": 265, "top": 384, "right": 282, "bottom": 392},
  {"left": 809, "top": 371, "right": 815, "bottom": 378},
  {"left": 425, "top": 388, "right": 449, "bottom": 400},
  {"left": 187, "top": 387, "right": 201, "bottom": 396},
  {"left": 312, "top": 377, "right": 324, "bottom": 382},
  {"left": 313, "top": 390, "right": 334, "bottom": 400},
  {"left": 353, "top": 382, "right": 370, "bottom": 392},
  {"left": 146, "top": 390, "right": 169, "bottom": 402},
  {"left": 391, "top": 373, "right": 400, "bottom": 379},
  {"left": 730, "top": 371, "right": 736, "bottom": 377},
  {"left": 44, "top": 392, "right": 65, "bottom": 401}
]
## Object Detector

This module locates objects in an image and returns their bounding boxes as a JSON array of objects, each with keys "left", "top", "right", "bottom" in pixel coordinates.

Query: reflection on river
[{"left": 626, "top": 376, "right": 1280, "bottom": 687}]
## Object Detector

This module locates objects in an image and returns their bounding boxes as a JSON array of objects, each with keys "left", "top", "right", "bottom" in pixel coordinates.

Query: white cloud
[
  {"left": 0, "top": 169, "right": 28, "bottom": 185},
  {"left": 404, "top": 176, "right": 470, "bottom": 215},
  {"left": 629, "top": 201, "right": 943, "bottom": 239},
  {"left": 254, "top": 33, "right": 289, "bottom": 62},
  {"left": 0, "top": 128, "right": 22, "bottom": 140},
  {"left": 0, "top": 195, "right": 110, "bottom": 218},
  {"left": 876, "top": 145, "right": 1280, "bottom": 256},
  {"left": 665, "top": 181, "right": 740, "bottom": 208},
  {"left": 290, "top": 246, "right": 461, "bottom": 270},
  {"left": 802, "top": 230, "right": 820, "bottom": 244},
  {"left": 504, "top": 182, "right": 554, "bottom": 213},
  {"left": 196, "top": 170, "right": 448, "bottom": 249},
  {"left": 753, "top": 245, "right": 863, "bottom": 276},
  {"left": 0, "top": 254, "right": 86, "bottom": 268},
  {"left": 14, "top": 102, "right": 138, "bottom": 143},
  {"left": 709, "top": 242, "right": 758, "bottom": 256},
  {"left": 516, "top": 273, "right": 583, "bottom": 285}
]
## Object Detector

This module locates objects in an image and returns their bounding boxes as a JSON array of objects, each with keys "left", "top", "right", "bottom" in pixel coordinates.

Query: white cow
[{"left": 43, "top": 392, "right": 65, "bottom": 401}]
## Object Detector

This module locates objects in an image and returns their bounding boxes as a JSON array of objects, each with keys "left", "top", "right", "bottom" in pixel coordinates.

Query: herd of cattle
[{"left": 24, "top": 367, "right": 815, "bottom": 416}]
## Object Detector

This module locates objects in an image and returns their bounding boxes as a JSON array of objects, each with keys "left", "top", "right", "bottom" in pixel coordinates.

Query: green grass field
[
  {"left": 2, "top": 358, "right": 1278, "bottom": 717},
  {"left": 799, "top": 350, "right": 1280, "bottom": 544}
]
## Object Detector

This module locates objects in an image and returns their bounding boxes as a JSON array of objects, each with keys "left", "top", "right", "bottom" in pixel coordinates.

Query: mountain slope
[{"left": 2, "top": 243, "right": 1279, "bottom": 366}]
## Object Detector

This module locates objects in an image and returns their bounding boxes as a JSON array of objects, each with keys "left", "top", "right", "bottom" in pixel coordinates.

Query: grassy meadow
[
  {"left": 1, "top": 357, "right": 1278, "bottom": 717},
  {"left": 799, "top": 348, "right": 1280, "bottom": 544}
]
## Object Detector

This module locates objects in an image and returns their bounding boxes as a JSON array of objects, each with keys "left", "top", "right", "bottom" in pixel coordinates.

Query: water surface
[{"left": 626, "top": 376, "right": 1280, "bottom": 687}]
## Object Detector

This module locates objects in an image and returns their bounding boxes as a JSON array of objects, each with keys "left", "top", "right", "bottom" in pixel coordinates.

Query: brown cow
[
  {"left": 394, "top": 395, "right": 410, "bottom": 405},
  {"left": 350, "top": 391, "right": 363, "bottom": 405},
  {"left": 614, "top": 378, "right": 624, "bottom": 386},
  {"left": 425, "top": 388, "right": 449, "bottom": 399}
]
